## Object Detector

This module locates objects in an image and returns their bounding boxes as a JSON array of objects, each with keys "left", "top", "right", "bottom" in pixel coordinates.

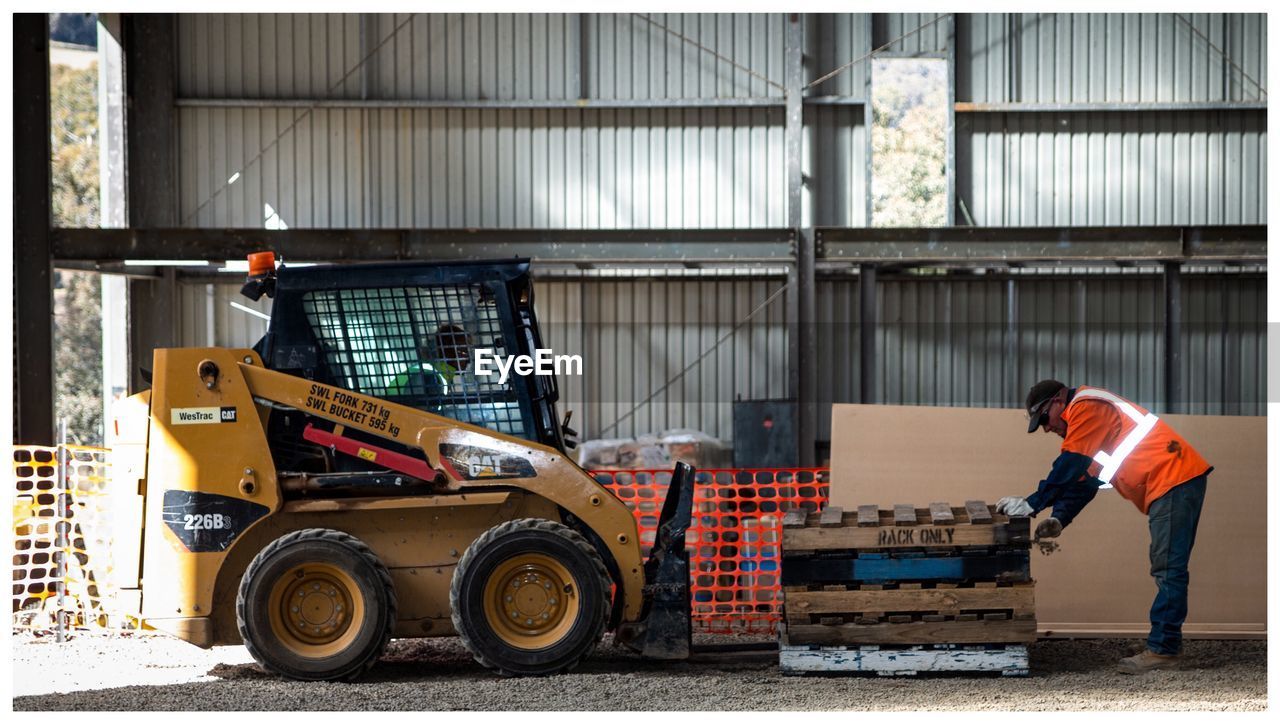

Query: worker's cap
[{"left": 1025, "top": 379, "right": 1066, "bottom": 433}]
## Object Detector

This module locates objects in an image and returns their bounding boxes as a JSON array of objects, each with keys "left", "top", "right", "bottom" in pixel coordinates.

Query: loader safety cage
[{"left": 253, "top": 258, "right": 565, "bottom": 453}]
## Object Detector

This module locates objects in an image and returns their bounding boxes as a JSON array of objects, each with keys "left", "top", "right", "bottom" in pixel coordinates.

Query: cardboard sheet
[{"left": 829, "top": 404, "right": 1266, "bottom": 638}]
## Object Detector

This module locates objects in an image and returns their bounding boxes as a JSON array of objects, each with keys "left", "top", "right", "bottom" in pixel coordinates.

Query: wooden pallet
[
  {"left": 780, "top": 500, "right": 1037, "bottom": 649},
  {"left": 783, "top": 616, "right": 1036, "bottom": 646},
  {"left": 784, "top": 581, "right": 1035, "bottom": 626},
  {"left": 782, "top": 500, "right": 1030, "bottom": 553},
  {"left": 779, "top": 640, "right": 1030, "bottom": 677}
]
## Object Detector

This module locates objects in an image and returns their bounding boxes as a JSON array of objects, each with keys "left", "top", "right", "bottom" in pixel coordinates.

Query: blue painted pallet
[{"left": 780, "top": 550, "right": 1030, "bottom": 586}]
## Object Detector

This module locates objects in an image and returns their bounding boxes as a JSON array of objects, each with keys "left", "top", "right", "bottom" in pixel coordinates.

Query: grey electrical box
[{"left": 732, "top": 399, "right": 797, "bottom": 468}]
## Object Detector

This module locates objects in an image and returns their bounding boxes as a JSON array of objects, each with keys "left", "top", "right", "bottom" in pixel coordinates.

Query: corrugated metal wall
[
  {"left": 179, "top": 269, "right": 1263, "bottom": 445},
  {"left": 579, "top": 14, "right": 785, "bottom": 100},
  {"left": 955, "top": 12, "right": 1267, "bottom": 226},
  {"left": 177, "top": 283, "right": 272, "bottom": 348},
  {"left": 815, "top": 270, "right": 1266, "bottom": 440},
  {"left": 178, "top": 105, "right": 787, "bottom": 228},
  {"left": 806, "top": 106, "right": 868, "bottom": 226},
  {"left": 175, "top": 12, "right": 1266, "bottom": 230},
  {"left": 808, "top": 14, "right": 871, "bottom": 97},
  {"left": 178, "top": 14, "right": 787, "bottom": 101},
  {"left": 875, "top": 13, "right": 952, "bottom": 55},
  {"left": 1181, "top": 274, "right": 1267, "bottom": 416},
  {"left": 169, "top": 13, "right": 1267, "bottom": 443},
  {"left": 541, "top": 275, "right": 790, "bottom": 441},
  {"left": 958, "top": 14, "right": 1268, "bottom": 104},
  {"left": 176, "top": 13, "right": 789, "bottom": 229},
  {"left": 958, "top": 110, "right": 1267, "bottom": 226}
]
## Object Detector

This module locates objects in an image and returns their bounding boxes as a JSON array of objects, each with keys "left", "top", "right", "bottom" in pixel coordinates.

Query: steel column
[
  {"left": 945, "top": 15, "right": 956, "bottom": 226},
  {"left": 1163, "top": 262, "right": 1183, "bottom": 414},
  {"left": 785, "top": 14, "right": 816, "bottom": 466},
  {"left": 859, "top": 263, "right": 878, "bottom": 404},
  {"left": 124, "top": 13, "right": 178, "bottom": 393},
  {"left": 97, "top": 15, "right": 130, "bottom": 435},
  {"left": 864, "top": 19, "right": 874, "bottom": 227},
  {"left": 1006, "top": 278, "right": 1020, "bottom": 403},
  {"left": 124, "top": 14, "right": 176, "bottom": 230},
  {"left": 13, "top": 13, "right": 54, "bottom": 444}
]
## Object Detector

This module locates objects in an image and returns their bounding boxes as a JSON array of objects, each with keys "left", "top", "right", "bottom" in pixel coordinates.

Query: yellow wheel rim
[
  {"left": 267, "top": 562, "right": 364, "bottom": 658},
  {"left": 482, "top": 553, "right": 580, "bottom": 650}
]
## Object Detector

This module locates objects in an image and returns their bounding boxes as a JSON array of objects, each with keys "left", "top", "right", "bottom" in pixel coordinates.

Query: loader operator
[
  {"left": 386, "top": 323, "right": 473, "bottom": 397},
  {"left": 996, "top": 379, "right": 1211, "bottom": 675}
]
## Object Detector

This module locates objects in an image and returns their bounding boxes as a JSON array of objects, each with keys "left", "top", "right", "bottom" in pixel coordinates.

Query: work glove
[
  {"left": 995, "top": 496, "right": 1033, "bottom": 517},
  {"left": 1035, "top": 517, "right": 1063, "bottom": 539}
]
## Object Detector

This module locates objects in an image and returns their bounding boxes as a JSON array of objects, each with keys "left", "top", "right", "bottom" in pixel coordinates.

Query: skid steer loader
[{"left": 107, "top": 252, "right": 694, "bottom": 680}]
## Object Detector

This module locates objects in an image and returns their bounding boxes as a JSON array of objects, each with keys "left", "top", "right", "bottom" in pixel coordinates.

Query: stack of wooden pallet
[{"left": 779, "top": 501, "right": 1035, "bottom": 676}]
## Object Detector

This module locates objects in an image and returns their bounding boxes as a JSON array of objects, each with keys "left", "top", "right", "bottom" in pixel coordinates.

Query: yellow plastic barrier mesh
[{"left": 12, "top": 445, "right": 135, "bottom": 633}]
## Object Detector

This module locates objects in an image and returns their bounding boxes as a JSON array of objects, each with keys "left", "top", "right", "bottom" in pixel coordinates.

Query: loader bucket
[{"left": 620, "top": 461, "right": 695, "bottom": 660}]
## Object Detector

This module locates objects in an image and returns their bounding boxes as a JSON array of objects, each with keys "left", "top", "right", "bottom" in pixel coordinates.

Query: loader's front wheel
[
  {"left": 237, "top": 528, "right": 396, "bottom": 681},
  {"left": 451, "top": 519, "right": 611, "bottom": 676}
]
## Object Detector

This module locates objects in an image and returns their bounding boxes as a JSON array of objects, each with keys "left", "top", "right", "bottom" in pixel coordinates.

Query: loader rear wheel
[
  {"left": 451, "top": 518, "right": 611, "bottom": 676},
  {"left": 236, "top": 528, "right": 396, "bottom": 681}
]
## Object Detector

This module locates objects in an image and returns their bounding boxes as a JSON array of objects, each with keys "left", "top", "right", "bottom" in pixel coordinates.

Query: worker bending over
[{"left": 997, "top": 380, "right": 1211, "bottom": 674}]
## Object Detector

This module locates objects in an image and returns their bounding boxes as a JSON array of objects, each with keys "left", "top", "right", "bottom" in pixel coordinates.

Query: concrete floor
[{"left": 11, "top": 632, "right": 1267, "bottom": 711}]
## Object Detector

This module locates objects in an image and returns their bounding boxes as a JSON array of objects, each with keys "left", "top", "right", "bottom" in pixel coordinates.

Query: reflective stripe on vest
[{"left": 1069, "top": 388, "right": 1160, "bottom": 490}]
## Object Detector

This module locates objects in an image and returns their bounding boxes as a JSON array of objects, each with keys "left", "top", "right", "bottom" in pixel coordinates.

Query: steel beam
[
  {"left": 124, "top": 13, "right": 178, "bottom": 393},
  {"left": 816, "top": 226, "right": 1267, "bottom": 263},
  {"left": 955, "top": 101, "right": 1267, "bottom": 113},
  {"left": 13, "top": 13, "right": 54, "bottom": 444},
  {"left": 51, "top": 228, "right": 797, "bottom": 264},
  {"left": 51, "top": 226, "right": 1267, "bottom": 266},
  {"left": 175, "top": 96, "right": 788, "bottom": 110},
  {"left": 803, "top": 96, "right": 866, "bottom": 106}
]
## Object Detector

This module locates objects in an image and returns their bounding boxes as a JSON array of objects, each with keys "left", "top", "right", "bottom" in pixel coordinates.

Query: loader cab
[{"left": 247, "top": 257, "right": 565, "bottom": 471}]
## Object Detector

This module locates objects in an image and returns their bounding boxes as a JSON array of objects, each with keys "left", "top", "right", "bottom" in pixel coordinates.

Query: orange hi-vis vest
[{"left": 1060, "top": 386, "right": 1210, "bottom": 514}]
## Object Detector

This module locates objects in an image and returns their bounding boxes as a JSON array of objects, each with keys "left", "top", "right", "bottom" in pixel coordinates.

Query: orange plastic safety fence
[{"left": 594, "top": 468, "right": 829, "bottom": 635}]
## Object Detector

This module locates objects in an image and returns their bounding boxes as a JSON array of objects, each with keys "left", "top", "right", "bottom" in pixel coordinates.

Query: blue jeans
[{"left": 1146, "top": 474, "right": 1208, "bottom": 655}]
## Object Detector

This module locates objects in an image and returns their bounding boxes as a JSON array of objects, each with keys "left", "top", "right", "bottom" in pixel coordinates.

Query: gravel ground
[{"left": 11, "top": 632, "right": 1266, "bottom": 711}]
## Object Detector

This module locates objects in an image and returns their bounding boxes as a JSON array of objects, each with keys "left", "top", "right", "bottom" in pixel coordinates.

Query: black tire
[
  {"left": 451, "top": 518, "right": 611, "bottom": 676},
  {"left": 236, "top": 528, "right": 396, "bottom": 681}
]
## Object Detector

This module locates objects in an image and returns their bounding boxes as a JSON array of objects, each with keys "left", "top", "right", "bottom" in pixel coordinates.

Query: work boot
[{"left": 1117, "top": 649, "right": 1180, "bottom": 674}]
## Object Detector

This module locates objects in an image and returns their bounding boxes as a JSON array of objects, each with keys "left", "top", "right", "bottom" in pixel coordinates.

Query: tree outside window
[{"left": 871, "top": 58, "right": 947, "bottom": 227}]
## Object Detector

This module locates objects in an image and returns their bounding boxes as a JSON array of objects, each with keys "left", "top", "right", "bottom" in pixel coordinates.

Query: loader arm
[{"left": 235, "top": 358, "right": 648, "bottom": 622}]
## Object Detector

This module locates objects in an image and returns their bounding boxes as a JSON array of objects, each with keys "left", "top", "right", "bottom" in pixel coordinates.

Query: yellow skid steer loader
[{"left": 108, "top": 253, "right": 694, "bottom": 680}]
